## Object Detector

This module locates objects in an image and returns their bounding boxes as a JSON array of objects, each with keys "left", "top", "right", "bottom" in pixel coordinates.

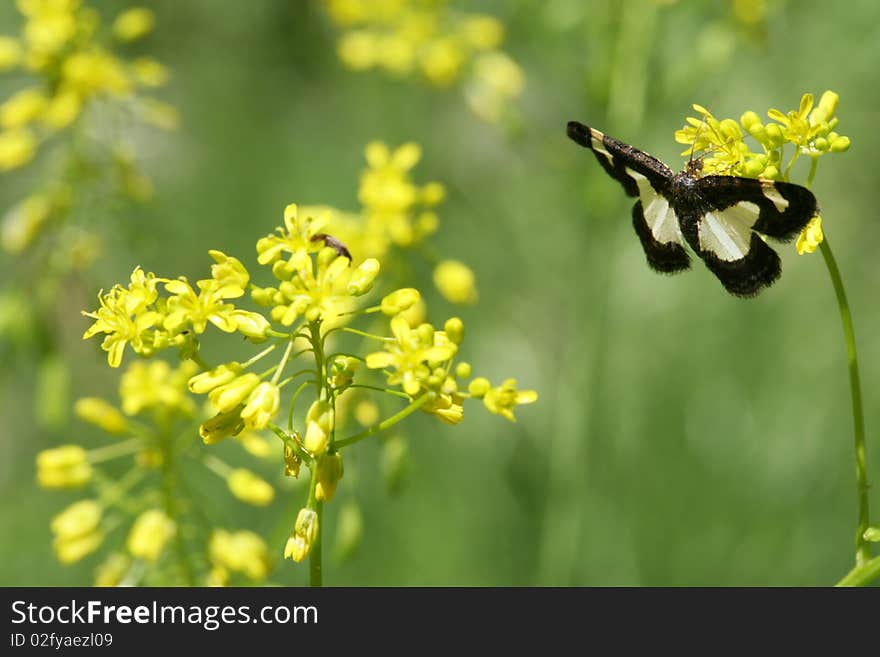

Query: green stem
[
  {"left": 835, "top": 554, "right": 880, "bottom": 587},
  {"left": 309, "top": 321, "right": 326, "bottom": 399},
  {"left": 348, "top": 383, "right": 411, "bottom": 399},
  {"left": 335, "top": 393, "right": 431, "bottom": 449},
  {"left": 288, "top": 379, "right": 314, "bottom": 432},
  {"left": 819, "top": 237, "right": 871, "bottom": 566},
  {"left": 158, "top": 424, "right": 195, "bottom": 585},
  {"left": 87, "top": 437, "right": 142, "bottom": 463},
  {"left": 271, "top": 338, "right": 296, "bottom": 385},
  {"left": 306, "top": 465, "right": 322, "bottom": 587}
]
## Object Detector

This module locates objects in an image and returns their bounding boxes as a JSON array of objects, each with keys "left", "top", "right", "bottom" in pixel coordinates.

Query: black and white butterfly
[{"left": 566, "top": 120, "right": 818, "bottom": 297}]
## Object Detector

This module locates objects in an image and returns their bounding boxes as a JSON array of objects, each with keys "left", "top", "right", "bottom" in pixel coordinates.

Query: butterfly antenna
[{"left": 689, "top": 115, "right": 707, "bottom": 166}]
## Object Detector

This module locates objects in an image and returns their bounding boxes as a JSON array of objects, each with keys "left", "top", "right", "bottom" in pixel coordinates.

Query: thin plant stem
[
  {"left": 835, "top": 554, "right": 880, "bottom": 587},
  {"left": 819, "top": 237, "right": 871, "bottom": 566},
  {"left": 335, "top": 393, "right": 431, "bottom": 449}
]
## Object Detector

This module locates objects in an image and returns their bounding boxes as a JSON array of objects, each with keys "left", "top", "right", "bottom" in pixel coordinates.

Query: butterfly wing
[
  {"left": 692, "top": 176, "right": 818, "bottom": 297},
  {"left": 567, "top": 121, "right": 690, "bottom": 273}
]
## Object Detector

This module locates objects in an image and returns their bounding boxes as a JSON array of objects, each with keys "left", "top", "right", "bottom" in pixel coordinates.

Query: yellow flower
[
  {"left": 366, "top": 316, "right": 457, "bottom": 396},
  {"left": 62, "top": 50, "right": 132, "bottom": 97},
  {"left": 0, "top": 87, "right": 48, "bottom": 129},
  {"left": 209, "top": 529, "right": 270, "bottom": 581},
  {"left": 482, "top": 378, "right": 538, "bottom": 422},
  {"left": 420, "top": 37, "right": 465, "bottom": 86},
  {"left": 459, "top": 15, "right": 504, "bottom": 50},
  {"left": 256, "top": 203, "right": 327, "bottom": 268},
  {"left": 127, "top": 509, "right": 175, "bottom": 563},
  {"left": 112, "top": 7, "right": 155, "bottom": 42},
  {"left": 163, "top": 276, "right": 242, "bottom": 335},
  {"left": 433, "top": 260, "right": 477, "bottom": 304},
  {"left": 796, "top": 215, "right": 824, "bottom": 255},
  {"left": 21, "top": 1, "right": 77, "bottom": 57},
  {"left": 82, "top": 267, "right": 163, "bottom": 367},
  {"left": 227, "top": 468, "right": 275, "bottom": 506},
  {"left": 51, "top": 499, "right": 104, "bottom": 564},
  {"left": 284, "top": 507, "right": 318, "bottom": 562},
  {"left": 270, "top": 248, "right": 356, "bottom": 327},
  {"left": 36, "top": 445, "right": 92, "bottom": 489},
  {"left": 74, "top": 397, "right": 128, "bottom": 434},
  {"left": 0, "top": 128, "right": 37, "bottom": 171}
]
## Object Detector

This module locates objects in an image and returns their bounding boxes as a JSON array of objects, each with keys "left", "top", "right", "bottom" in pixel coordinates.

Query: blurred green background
[{"left": 1, "top": 0, "right": 879, "bottom": 586}]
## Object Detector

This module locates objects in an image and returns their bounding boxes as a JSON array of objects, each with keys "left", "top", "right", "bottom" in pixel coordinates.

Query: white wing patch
[
  {"left": 698, "top": 201, "right": 761, "bottom": 261},
  {"left": 628, "top": 167, "right": 683, "bottom": 246},
  {"left": 761, "top": 184, "right": 789, "bottom": 212}
]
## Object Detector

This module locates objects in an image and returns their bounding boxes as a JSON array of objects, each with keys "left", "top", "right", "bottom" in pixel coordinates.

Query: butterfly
[{"left": 566, "top": 120, "right": 818, "bottom": 297}]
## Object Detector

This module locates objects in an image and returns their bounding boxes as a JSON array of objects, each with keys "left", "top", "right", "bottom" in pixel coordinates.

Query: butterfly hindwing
[{"left": 695, "top": 176, "right": 817, "bottom": 241}]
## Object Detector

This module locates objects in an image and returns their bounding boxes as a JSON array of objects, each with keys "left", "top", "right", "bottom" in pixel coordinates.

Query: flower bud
[
  {"left": 52, "top": 500, "right": 104, "bottom": 563},
  {"left": 433, "top": 260, "right": 478, "bottom": 304},
  {"left": 304, "top": 399, "right": 334, "bottom": 456},
  {"left": 112, "top": 8, "right": 155, "bottom": 42},
  {"left": 468, "top": 377, "right": 491, "bottom": 398},
  {"left": 347, "top": 258, "right": 381, "bottom": 296},
  {"left": 284, "top": 508, "right": 318, "bottom": 562},
  {"left": 36, "top": 445, "right": 92, "bottom": 489},
  {"left": 240, "top": 381, "right": 280, "bottom": 429},
  {"left": 200, "top": 407, "right": 245, "bottom": 444},
  {"left": 380, "top": 288, "right": 420, "bottom": 315},
  {"left": 444, "top": 317, "right": 464, "bottom": 344},
  {"left": 315, "top": 452, "right": 344, "bottom": 502},
  {"left": 455, "top": 361, "right": 472, "bottom": 379},
  {"left": 188, "top": 362, "right": 241, "bottom": 394},
  {"left": 208, "top": 372, "right": 261, "bottom": 413},
  {"left": 74, "top": 397, "right": 128, "bottom": 434},
  {"left": 232, "top": 310, "right": 270, "bottom": 342},
  {"left": 209, "top": 249, "right": 249, "bottom": 292},
  {"left": 127, "top": 509, "right": 175, "bottom": 563},
  {"left": 830, "top": 135, "right": 850, "bottom": 152}
]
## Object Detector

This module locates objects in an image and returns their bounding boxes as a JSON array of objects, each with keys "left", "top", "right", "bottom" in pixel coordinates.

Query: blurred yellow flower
[
  {"left": 0, "top": 87, "right": 48, "bottom": 129},
  {"left": 112, "top": 7, "right": 155, "bottom": 42},
  {"left": 284, "top": 507, "right": 318, "bottom": 562},
  {"left": 209, "top": 529, "right": 270, "bottom": 581},
  {"left": 227, "top": 468, "right": 275, "bottom": 506},
  {"left": 74, "top": 397, "right": 128, "bottom": 434},
  {"left": 433, "top": 260, "right": 478, "bottom": 304},
  {"left": 1, "top": 194, "right": 51, "bottom": 253},
  {"left": 127, "top": 509, "right": 176, "bottom": 563},
  {"left": 0, "top": 128, "right": 37, "bottom": 170},
  {"left": 36, "top": 445, "right": 92, "bottom": 489},
  {"left": 51, "top": 500, "right": 104, "bottom": 564},
  {"left": 0, "top": 37, "right": 22, "bottom": 71},
  {"left": 482, "top": 378, "right": 538, "bottom": 422}
]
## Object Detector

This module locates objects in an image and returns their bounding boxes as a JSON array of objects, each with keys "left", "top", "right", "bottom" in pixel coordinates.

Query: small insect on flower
[{"left": 566, "top": 120, "right": 819, "bottom": 297}]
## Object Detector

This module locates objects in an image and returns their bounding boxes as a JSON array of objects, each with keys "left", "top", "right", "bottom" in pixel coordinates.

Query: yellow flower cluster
[
  {"left": 674, "top": 91, "right": 850, "bottom": 255},
  {"left": 323, "top": 0, "right": 524, "bottom": 123},
  {"left": 79, "top": 143, "right": 537, "bottom": 577},
  {"left": 292, "top": 142, "right": 479, "bottom": 306},
  {"left": 37, "top": 357, "right": 277, "bottom": 585},
  {"left": 0, "top": 3, "right": 172, "bottom": 172},
  {"left": 0, "top": 2, "right": 175, "bottom": 255}
]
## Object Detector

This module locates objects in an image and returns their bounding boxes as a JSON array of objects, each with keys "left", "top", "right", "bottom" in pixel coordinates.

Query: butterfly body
[{"left": 567, "top": 120, "right": 818, "bottom": 297}]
